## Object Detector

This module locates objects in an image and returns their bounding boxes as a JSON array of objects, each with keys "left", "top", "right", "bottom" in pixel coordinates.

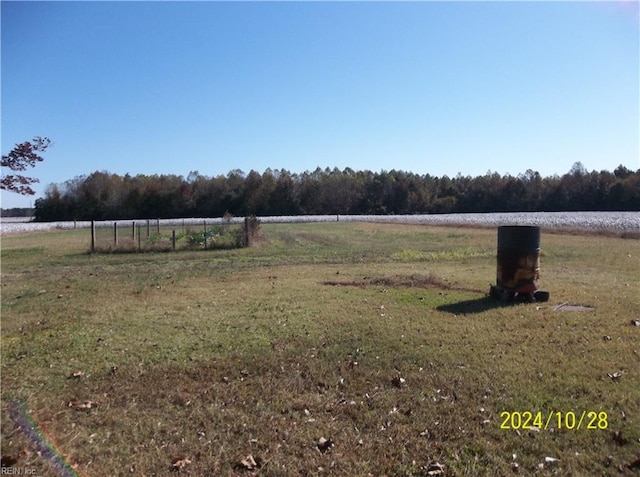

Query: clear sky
[{"left": 2, "top": 0, "right": 639, "bottom": 209}]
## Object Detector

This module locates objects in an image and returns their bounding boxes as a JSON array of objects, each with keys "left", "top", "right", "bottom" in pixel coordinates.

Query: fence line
[
  {"left": 6, "top": 213, "right": 638, "bottom": 237},
  {"left": 89, "top": 217, "right": 259, "bottom": 253}
]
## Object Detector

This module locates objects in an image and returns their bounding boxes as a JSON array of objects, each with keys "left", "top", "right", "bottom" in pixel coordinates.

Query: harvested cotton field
[{"left": 2, "top": 211, "right": 639, "bottom": 236}]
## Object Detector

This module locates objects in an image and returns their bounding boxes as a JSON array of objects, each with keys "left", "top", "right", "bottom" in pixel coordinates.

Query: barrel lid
[{"left": 497, "top": 225, "right": 541, "bottom": 252}]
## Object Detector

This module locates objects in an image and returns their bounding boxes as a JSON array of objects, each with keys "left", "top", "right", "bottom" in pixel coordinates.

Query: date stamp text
[{"left": 500, "top": 411, "right": 608, "bottom": 430}]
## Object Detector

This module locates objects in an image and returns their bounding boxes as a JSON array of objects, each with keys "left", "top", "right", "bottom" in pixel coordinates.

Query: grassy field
[{"left": 1, "top": 222, "right": 639, "bottom": 476}]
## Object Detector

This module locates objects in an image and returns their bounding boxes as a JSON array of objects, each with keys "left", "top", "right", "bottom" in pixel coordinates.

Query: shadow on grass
[{"left": 436, "top": 295, "right": 509, "bottom": 314}]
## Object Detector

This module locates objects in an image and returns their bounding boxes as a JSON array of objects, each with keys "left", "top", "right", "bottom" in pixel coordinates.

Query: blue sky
[{"left": 2, "top": 1, "right": 639, "bottom": 209}]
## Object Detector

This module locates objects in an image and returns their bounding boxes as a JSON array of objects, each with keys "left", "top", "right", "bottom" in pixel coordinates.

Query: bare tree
[{"left": 1, "top": 136, "right": 51, "bottom": 195}]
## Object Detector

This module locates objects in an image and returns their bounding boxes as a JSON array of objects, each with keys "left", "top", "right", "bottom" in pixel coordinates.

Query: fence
[{"left": 90, "top": 217, "right": 259, "bottom": 253}]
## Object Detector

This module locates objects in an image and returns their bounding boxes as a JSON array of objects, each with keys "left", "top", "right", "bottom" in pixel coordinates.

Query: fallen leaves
[
  {"left": 425, "top": 462, "right": 445, "bottom": 475},
  {"left": 240, "top": 455, "right": 257, "bottom": 470},
  {"left": 67, "top": 400, "right": 97, "bottom": 410},
  {"left": 237, "top": 454, "right": 262, "bottom": 471},
  {"left": 170, "top": 457, "right": 191, "bottom": 472},
  {"left": 607, "top": 371, "right": 623, "bottom": 382},
  {"left": 535, "top": 456, "right": 560, "bottom": 470},
  {"left": 317, "top": 437, "right": 334, "bottom": 454}
]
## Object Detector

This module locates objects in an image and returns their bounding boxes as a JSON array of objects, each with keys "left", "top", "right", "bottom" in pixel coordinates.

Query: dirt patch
[{"left": 323, "top": 273, "right": 482, "bottom": 293}]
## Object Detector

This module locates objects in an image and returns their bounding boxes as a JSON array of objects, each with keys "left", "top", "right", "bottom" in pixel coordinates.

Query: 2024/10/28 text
[{"left": 500, "top": 411, "right": 608, "bottom": 430}]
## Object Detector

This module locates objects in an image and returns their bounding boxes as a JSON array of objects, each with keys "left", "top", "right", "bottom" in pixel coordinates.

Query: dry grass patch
[{"left": 322, "top": 273, "right": 487, "bottom": 296}]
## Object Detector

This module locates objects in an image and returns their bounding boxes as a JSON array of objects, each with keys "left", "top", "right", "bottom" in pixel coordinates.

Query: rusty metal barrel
[{"left": 496, "top": 225, "right": 541, "bottom": 293}]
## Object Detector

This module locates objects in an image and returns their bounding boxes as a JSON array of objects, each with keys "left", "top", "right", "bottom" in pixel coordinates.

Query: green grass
[{"left": 1, "top": 222, "right": 639, "bottom": 476}]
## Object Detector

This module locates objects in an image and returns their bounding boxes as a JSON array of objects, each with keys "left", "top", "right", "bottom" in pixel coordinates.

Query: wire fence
[{"left": 90, "top": 217, "right": 259, "bottom": 253}]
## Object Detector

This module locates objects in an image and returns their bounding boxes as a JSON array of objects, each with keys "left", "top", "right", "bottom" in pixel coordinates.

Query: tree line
[
  {"left": 0, "top": 207, "right": 34, "bottom": 218},
  {"left": 33, "top": 163, "right": 639, "bottom": 221}
]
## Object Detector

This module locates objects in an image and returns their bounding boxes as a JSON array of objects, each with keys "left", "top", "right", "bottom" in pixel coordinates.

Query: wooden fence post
[
  {"left": 132, "top": 221, "right": 135, "bottom": 241},
  {"left": 146, "top": 220, "right": 150, "bottom": 239},
  {"left": 114, "top": 222, "right": 118, "bottom": 246},
  {"left": 203, "top": 220, "right": 207, "bottom": 249},
  {"left": 172, "top": 230, "right": 176, "bottom": 251},
  {"left": 157, "top": 218, "right": 160, "bottom": 235},
  {"left": 91, "top": 220, "right": 96, "bottom": 253}
]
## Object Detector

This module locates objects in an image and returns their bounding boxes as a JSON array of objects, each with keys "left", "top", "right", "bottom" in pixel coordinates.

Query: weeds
[{"left": 91, "top": 221, "right": 250, "bottom": 253}]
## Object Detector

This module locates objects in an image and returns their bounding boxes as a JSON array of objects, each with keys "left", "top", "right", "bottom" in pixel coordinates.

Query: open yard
[{"left": 1, "top": 222, "right": 639, "bottom": 476}]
